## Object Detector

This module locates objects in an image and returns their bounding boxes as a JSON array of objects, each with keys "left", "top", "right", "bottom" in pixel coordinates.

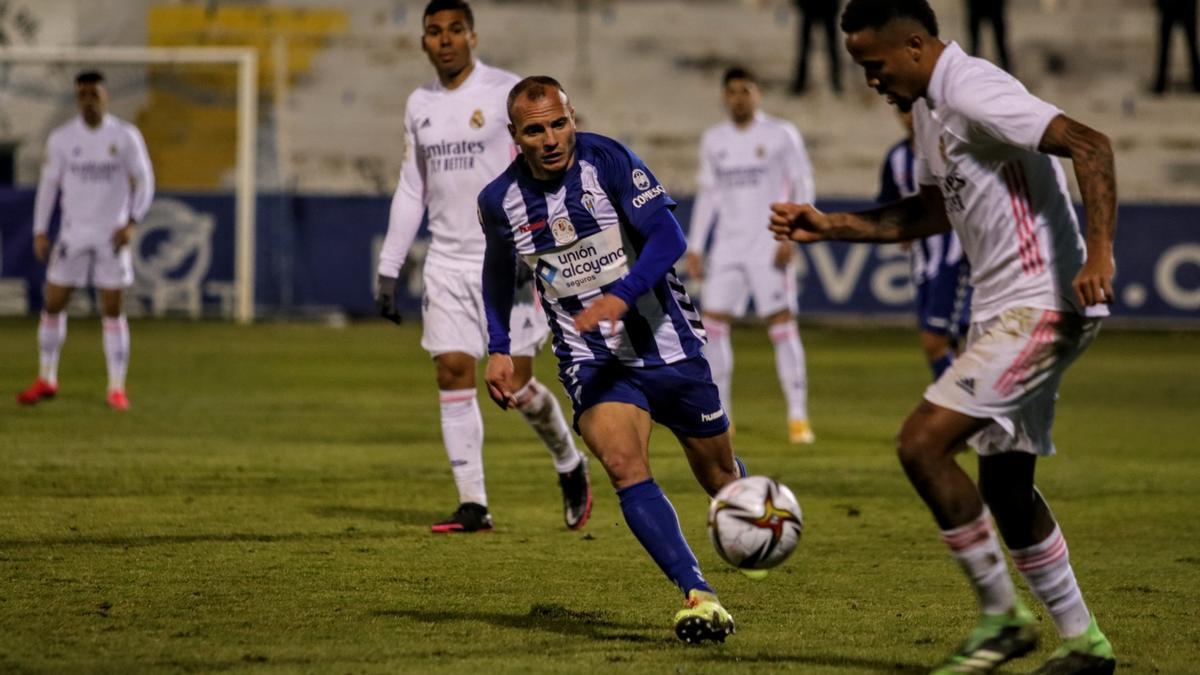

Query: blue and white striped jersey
[{"left": 479, "top": 132, "right": 706, "bottom": 368}]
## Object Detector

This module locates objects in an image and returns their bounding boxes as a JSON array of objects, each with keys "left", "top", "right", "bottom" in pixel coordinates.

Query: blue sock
[
  {"left": 617, "top": 478, "right": 713, "bottom": 596},
  {"left": 734, "top": 455, "right": 748, "bottom": 478},
  {"left": 931, "top": 353, "right": 954, "bottom": 380}
]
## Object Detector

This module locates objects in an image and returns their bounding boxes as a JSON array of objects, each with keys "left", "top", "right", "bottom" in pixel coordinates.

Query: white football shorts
[
  {"left": 45, "top": 238, "right": 134, "bottom": 290},
  {"left": 924, "top": 306, "right": 1101, "bottom": 457},
  {"left": 700, "top": 258, "right": 798, "bottom": 318},
  {"left": 420, "top": 262, "right": 548, "bottom": 360}
]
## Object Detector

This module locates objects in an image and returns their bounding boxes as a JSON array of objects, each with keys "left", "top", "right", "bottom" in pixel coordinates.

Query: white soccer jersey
[
  {"left": 687, "top": 112, "right": 815, "bottom": 265},
  {"left": 912, "top": 42, "right": 1107, "bottom": 321},
  {"left": 377, "top": 61, "right": 519, "bottom": 276},
  {"left": 32, "top": 114, "right": 154, "bottom": 246}
]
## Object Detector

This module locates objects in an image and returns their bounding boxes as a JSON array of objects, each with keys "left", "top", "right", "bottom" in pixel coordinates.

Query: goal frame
[{"left": 0, "top": 45, "right": 259, "bottom": 324}]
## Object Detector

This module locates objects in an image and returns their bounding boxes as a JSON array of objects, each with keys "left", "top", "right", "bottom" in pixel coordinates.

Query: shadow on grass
[
  {"left": 697, "top": 650, "right": 928, "bottom": 673},
  {"left": 0, "top": 529, "right": 403, "bottom": 549},
  {"left": 310, "top": 505, "right": 445, "bottom": 525},
  {"left": 376, "top": 604, "right": 669, "bottom": 644}
]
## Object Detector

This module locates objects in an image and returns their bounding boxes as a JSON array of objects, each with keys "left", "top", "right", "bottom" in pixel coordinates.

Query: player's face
[
  {"left": 723, "top": 78, "right": 760, "bottom": 124},
  {"left": 75, "top": 82, "right": 107, "bottom": 124},
  {"left": 422, "top": 9, "right": 477, "bottom": 80},
  {"left": 509, "top": 89, "right": 577, "bottom": 180},
  {"left": 846, "top": 26, "right": 925, "bottom": 112}
]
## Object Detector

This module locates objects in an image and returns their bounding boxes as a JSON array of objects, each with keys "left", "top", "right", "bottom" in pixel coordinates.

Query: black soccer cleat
[
  {"left": 557, "top": 455, "right": 592, "bottom": 530},
  {"left": 430, "top": 502, "right": 494, "bottom": 533},
  {"left": 1030, "top": 616, "right": 1116, "bottom": 675}
]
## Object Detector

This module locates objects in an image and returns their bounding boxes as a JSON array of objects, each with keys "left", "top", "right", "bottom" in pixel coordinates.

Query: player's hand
[
  {"left": 33, "top": 234, "right": 51, "bottom": 263},
  {"left": 111, "top": 221, "right": 135, "bottom": 252},
  {"left": 484, "top": 353, "right": 517, "bottom": 409},
  {"left": 1072, "top": 254, "right": 1116, "bottom": 307},
  {"left": 769, "top": 202, "right": 830, "bottom": 244},
  {"left": 376, "top": 274, "right": 402, "bottom": 324},
  {"left": 573, "top": 294, "right": 628, "bottom": 336},
  {"left": 685, "top": 251, "right": 704, "bottom": 280},
  {"left": 773, "top": 241, "right": 794, "bottom": 269}
]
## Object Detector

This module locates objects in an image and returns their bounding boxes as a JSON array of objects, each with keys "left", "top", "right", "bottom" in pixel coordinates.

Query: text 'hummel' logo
[
  {"left": 955, "top": 377, "right": 976, "bottom": 396},
  {"left": 700, "top": 409, "right": 725, "bottom": 422}
]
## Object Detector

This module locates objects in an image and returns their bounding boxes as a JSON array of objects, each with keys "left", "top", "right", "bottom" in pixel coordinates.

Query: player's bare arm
[
  {"left": 769, "top": 186, "right": 950, "bottom": 244},
  {"left": 33, "top": 233, "right": 52, "bottom": 263},
  {"left": 1038, "top": 114, "right": 1117, "bottom": 307}
]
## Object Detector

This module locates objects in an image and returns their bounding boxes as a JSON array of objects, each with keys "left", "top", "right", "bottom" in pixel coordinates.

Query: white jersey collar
[
  {"left": 75, "top": 113, "right": 113, "bottom": 132},
  {"left": 924, "top": 41, "right": 964, "bottom": 110},
  {"left": 435, "top": 59, "right": 484, "bottom": 93}
]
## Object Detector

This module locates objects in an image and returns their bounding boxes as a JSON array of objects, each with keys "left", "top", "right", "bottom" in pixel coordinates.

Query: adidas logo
[
  {"left": 420, "top": 118, "right": 432, "bottom": 128},
  {"left": 955, "top": 377, "right": 976, "bottom": 396},
  {"left": 524, "top": 318, "right": 533, "bottom": 329}
]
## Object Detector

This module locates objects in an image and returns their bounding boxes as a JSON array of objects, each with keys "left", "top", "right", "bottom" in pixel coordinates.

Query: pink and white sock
[
  {"left": 940, "top": 508, "right": 1017, "bottom": 615},
  {"left": 769, "top": 321, "right": 809, "bottom": 420},
  {"left": 701, "top": 317, "right": 733, "bottom": 418},
  {"left": 439, "top": 388, "right": 487, "bottom": 506},
  {"left": 102, "top": 315, "right": 129, "bottom": 393},
  {"left": 514, "top": 378, "right": 582, "bottom": 474},
  {"left": 1012, "top": 525, "right": 1092, "bottom": 638},
  {"left": 38, "top": 311, "right": 67, "bottom": 385}
]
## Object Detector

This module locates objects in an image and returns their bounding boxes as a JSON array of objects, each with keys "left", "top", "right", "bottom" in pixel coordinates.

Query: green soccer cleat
[
  {"left": 673, "top": 589, "right": 735, "bottom": 644},
  {"left": 930, "top": 601, "right": 1038, "bottom": 674},
  {"left": 1031, "top": 616, "right": 1115, "bottom": 675}
]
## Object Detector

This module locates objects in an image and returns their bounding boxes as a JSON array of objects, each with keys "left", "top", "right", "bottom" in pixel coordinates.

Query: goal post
[{"left": 0, "top": 45, "right": 259, "bottom": 324}]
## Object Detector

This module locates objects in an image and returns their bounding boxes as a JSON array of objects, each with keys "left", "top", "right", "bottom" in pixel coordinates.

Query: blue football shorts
[{"left": 557, "top": 356, "right": 729, "bottom": 438}]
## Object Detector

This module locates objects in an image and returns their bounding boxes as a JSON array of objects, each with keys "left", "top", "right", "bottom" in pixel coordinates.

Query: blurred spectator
[
  {"left": 790, "top": 0, "right": 843, "bottom": 95},
  {"left": 965, "top": 0, "right": 1012, "bottom": 72},
  {"left": 1153, "top": 0, "right": 1200, "bottom": 94}
]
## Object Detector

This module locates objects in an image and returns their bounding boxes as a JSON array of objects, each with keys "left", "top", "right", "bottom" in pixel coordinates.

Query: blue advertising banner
[{"left": 1, "top": 189, "right": 1196, "bottom": 324}]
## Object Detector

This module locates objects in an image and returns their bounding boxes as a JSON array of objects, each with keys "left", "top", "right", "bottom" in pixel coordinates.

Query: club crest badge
[
  {"left": 632, "top": 169, "right": 650, "bottom": 191},
  {"left": 581, "top": 192, "right": 596, "bottom": 216},
  {"left": 755, "top": 144, "right": 766, "bottom": 159},
  {"left": 550, "top": 217, "right": 576, "bottom": 245},
  {"left": 109, "top": 144, "right": 119, "bottom": 156},
  {"left": 470, "top": 109, "right": 485, "bottom": 129}
]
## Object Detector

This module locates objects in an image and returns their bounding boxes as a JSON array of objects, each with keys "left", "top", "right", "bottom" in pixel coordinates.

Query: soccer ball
[{"left": 708, "top": 476, "right": 803, "bottom": 570}]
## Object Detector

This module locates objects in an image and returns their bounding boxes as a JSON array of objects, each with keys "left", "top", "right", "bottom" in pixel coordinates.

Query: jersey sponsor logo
[
  {"left": 424, "top": 138, "right": 486, "bottom": 173},
  {"left": 631, "top": 184, "right": 666, "bottom": 209},
  {"left": 68, "top": 160, "right": 122, "bottom": 182},
  {"left": 700, "top": 409, "right": 725, "bottom": 422},
  {"left": 941, "top": 170, "right": 967, "bottom": 213},
  {"left": 528, "top": 228, "right": 629, "bottom": 297},
  {"left": 632, "top": 168, "right": 650, "bottom": 191},
  {"left": 519, "top": 219, "right": 547, "bottom": 234},
  {"left": 469, "top": 109, "right": 485, "bottom": 129},
  {"left": 550, "top": 217, "right": 576, "bottom": 245}
]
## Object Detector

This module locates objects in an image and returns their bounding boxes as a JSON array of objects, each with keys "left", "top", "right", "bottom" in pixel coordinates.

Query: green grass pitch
[{"left": 1, "top": 318, "right": 1197, "bottom": 673}]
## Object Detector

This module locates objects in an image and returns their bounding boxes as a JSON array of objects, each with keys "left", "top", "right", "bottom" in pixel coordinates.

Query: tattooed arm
[{"left": 1038, "top": 114, "right": 1117, "bottom": 308}]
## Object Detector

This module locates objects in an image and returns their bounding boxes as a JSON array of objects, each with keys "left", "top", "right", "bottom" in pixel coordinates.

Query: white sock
[
  {"left": 514, "top": 378, "right": 582, "bottom": 474},
  {"left": 769, "top": 321, "right": 809, "bottom": 420},
  {"left": 439, "top": 389, "right": 487, "bottom": 507},
  {"left": 1012, "top": 525, "right": 1092, "bottom": 638},
  {"left": 702, "top": 317, "right": 733, "bottom": 419},
  {"left": 940, "top": 508, "right": 1017, "bottom": 616},
  {"left": 38, "top": 311, "right": 67, "bottom": 385},
  {"left": 102, "top": 315, "right": 130, "bottom": 393}
]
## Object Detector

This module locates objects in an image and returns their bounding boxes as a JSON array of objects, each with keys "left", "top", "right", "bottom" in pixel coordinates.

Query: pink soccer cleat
[
  {"left": 107, "top": 389, "right": 130, "bottom": 411},
  {"left": 16, "top": 378, "right": 58, "bottom": 405}
]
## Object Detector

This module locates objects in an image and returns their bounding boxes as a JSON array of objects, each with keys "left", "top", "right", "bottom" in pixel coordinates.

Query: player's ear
[
  {"left": 468, "top": 28, "right": 478, "bottom": 50},
  {"left": 507, "top": 123, "right": 517, "bottom": 140},
  {"left": 906, "top": 33, "right": 925, "bottom": 62}
]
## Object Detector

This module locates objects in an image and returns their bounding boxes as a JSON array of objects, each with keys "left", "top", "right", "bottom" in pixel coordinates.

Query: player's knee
[
  {"left": 435, "top": 358, "right": 474, "bottom": 389},
  {"left": 895, "top": 424, "right": 941, "bottom": 473}
]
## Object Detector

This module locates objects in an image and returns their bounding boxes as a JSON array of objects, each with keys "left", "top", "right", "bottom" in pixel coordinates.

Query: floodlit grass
[{"left": 1, "top": 318, "right": 1197, "bottom": 673}]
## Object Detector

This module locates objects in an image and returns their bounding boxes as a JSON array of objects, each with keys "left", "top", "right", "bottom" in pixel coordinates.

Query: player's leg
[
  {"left": 97, "top": 289, "right": 130, "bottom": 410},
  {"left": 698, "top": 263, "right": 746, "bottom": 424},
  {"left": 752, "top": 257, "right": 812, "bottom": 443},
  {"left": 18, "top": 282, "right": 73, "bottom": 405},
  {"left": 900, "top": 402, "right": 1036, "bottom": 674},
  {"left": 94, "top": 245, "right": 135, "bottom": 410},
  {"left": 510, "top": 353, "right": 590, "bottom": 530},
  {"left": 421, "top": 265, "right": 491, "bottom": 533},
  {"left": 579, "top": 401, "right": 731, "bottom": 643}
]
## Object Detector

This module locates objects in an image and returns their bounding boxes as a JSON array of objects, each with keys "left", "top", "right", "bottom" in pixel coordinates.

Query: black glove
[{"left": 376, "top": 274, "right": 402, "bottom": 324}]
